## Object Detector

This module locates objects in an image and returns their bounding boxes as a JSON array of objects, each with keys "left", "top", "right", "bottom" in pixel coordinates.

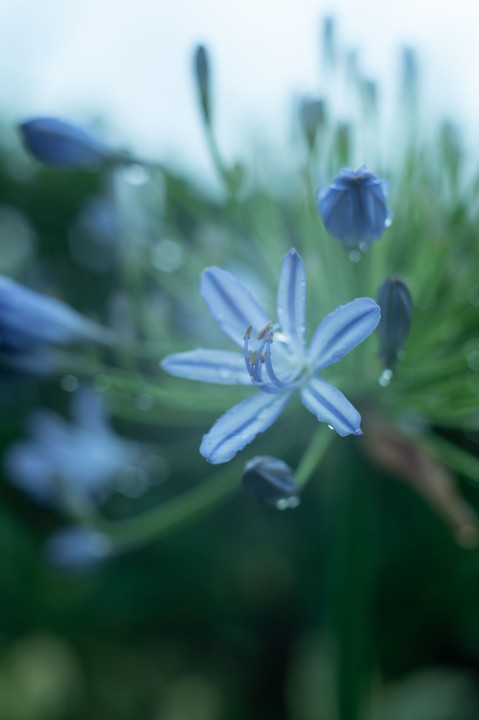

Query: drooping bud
[
  {"left": 317, "top": 165, "right": 390, "bottom": 251},
  {"left": 194, "top": 44, "right": 211, "bottom": 125},
  {"left": 242, "top": 456, "right": 300, "bottom": 510},
  {"left": 375, "top": 277, "right": 412, "bottom": 370},
  {"left": 300, "top": 97, "right": 327, "bottom": 151},
  {"left": 19, "top": 117, "right": 108, "bottom": 170}
]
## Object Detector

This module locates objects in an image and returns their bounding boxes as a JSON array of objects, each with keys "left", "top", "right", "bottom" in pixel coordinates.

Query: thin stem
[
  {"left": 94, "top": 463, "right": 241, "bottom": 547},
  {"left": 296, "top": 424, "right": 336, "bottom": 489}
]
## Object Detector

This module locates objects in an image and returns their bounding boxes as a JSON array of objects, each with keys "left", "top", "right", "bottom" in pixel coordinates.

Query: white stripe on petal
[
  {"left": 200, "top": 391, "right": 291, "bottom": 464},
  {"left": 200, "top": 267, "right": 269, "bottom": 348},
  {"left": 161, "top": 348, "right": 251, "bottom": 384},
  {"left": 309, "top": 297, "right": 380, "bottom": 371},
  {"left": 276, "top": 248, "right": 306, "bottom": 349},
  {"left": 300, "top": 377, "right": 362, "bottom": 437}
]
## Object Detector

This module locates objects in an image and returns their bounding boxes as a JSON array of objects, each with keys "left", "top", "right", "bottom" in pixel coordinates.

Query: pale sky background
[{"left": 0, "top": 0, "right": 478, "bottom": 181}]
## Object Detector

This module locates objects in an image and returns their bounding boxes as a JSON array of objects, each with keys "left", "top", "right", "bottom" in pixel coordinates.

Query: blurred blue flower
[
  {"left": 317, "top": 165, "right": 390, "bottom": 249},
  {"left": 4, "top": 387, "right": 143, "bottom": 511},
  {"left": 0, "top": 275, "right": 111, "bottom": 372},
  {"left": 19, "top": 117, "right": 108, "bottom": 169},
  {"left": 162, "top": 248, "right": 380, "bottom": 464},
  {"left": 376, "top": 277, "right": 412, "bottom": 369},
  {"left": 242, "top": 455, "right": 300, "bottom": 509},
  {"left": 44, "top": 526, "right": 113, "bottom": 573}
]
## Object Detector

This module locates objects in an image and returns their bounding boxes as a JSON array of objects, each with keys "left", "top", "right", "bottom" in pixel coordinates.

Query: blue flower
[
  {"left": 44, "top": 526, "right": 113, "bottom": 573},
  {"left": 0, "top": 275, "right": 111, "bottom": 372},
  {"left": 161, "top": 249, "right": 380, "bottom": 464},
  {"left": 19, "top": 117, "right": 108, "bottom": 169},
  {"left": 317, "top": 166, "right": 390, "bottom": 249},
  {"left": 4, "top": 387, "right": 144, "bottom": 511}
]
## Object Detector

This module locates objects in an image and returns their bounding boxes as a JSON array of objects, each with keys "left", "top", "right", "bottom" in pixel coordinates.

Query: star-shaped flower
[{"left": 161, "top": 249, "right": 380, "bottom": 464}]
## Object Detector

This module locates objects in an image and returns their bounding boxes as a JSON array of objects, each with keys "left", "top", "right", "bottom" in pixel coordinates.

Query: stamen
[
  {"left": 243, "top": 324, "right": 285, "bottom": 393},
  {"left": 265, "top": 332, "right": 293, "bottom": 389},
  {"left": 257, "top": 321, "right": 272, "bottom": 340}
]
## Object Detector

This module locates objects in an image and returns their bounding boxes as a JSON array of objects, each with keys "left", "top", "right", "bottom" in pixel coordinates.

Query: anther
[
  {"left": 257, "top": 322, "right": 272, "bottom": 340},
  {"left": 244, "top": 325, "right": 253, "bottom": 340}
]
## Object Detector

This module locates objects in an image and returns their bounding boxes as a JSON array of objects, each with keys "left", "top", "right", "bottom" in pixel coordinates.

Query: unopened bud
[
  {"left": 242, "top": 456, "right": 300, "bottom": 510},
  {"left": 300, "top": 97, "right": 326, "bottom": 150},
  {"left": 194, "top": 44, "right": 211, "bottom": 125},
  {"left": 376, "top": 277, "right": 412, "bottom": 370}
]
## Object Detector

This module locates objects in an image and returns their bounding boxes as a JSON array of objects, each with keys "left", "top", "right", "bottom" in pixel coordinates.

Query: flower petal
[
  {"left": 276, "top": 248, "right": 306, "bottom": 348},
  {"left": 300, "top": 377, "right": 362, "bottom": 436},
  {"left": 200, "top": 391, "right": 291, "bottom": 464},
  {"left": 309, "top": 297, "right": 380, "bottom": 370},
  {"left": 161, "top": 348, "right": 251, "bottom": 385},
  {"left": 200, "top": 267, "right": 269, "bottom": 348}
]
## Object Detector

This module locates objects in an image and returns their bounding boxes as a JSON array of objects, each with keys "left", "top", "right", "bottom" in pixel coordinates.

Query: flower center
[{"left": 243, "top": 323, "right": 307, "bottom": 394}]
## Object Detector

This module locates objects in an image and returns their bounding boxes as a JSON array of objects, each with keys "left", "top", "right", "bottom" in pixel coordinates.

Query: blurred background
[{"left": 1, "top": 1, "right": 479, "bottom": 719}]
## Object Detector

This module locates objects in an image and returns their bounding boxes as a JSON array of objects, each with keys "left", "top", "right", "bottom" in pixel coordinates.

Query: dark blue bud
[
  {"left": 317, "top": 165, "right": 391, "bottom": 250},
  {"left": 19, "top": 117, "right": 108, "bottom": 169},
  {"left": 194, "top": 45, "right": 211, "bottom": 125},
  {"left": 300, "top": 97, "right": 327, "bottom": 150},
  {"left": 242, "top": 456, "right": 300, "bottom": 510},
  {"left": 376, "top": 277, "right": 412, "bottom": 369}
]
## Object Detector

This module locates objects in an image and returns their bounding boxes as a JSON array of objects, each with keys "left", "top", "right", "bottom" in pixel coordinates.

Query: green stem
[
  {"left": 94, "top": 464, "right": 241, "bottom": 547},
  {"left": 329, "top": 449, "right": 376, "bottom": 720},
  {"left": 296, "top": 424, "right": 336, "bottom": 489}
]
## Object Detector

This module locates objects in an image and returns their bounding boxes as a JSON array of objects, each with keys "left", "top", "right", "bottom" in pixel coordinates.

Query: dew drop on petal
[
  {"left": 384, "top": 216, "right": 393, "bottom": 228},
  {"left": 379, "top": 368, "right": 394, "bottom": 387},
  {"left": 327, "top": 424, "right": 334, "bottom": 430}
]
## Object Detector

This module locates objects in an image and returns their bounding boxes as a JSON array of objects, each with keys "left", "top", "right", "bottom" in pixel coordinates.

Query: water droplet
[
  {"left": 61, "top": 374, "right": 79, "bottom": 392},
  {"left": 327, "top": 424, "right": 334, "bottom": 430},
  {"left": 379, "top": 368, "right": 393, "bottom": 387},
  {"left": 135, "top": 393, "right": 155, "bottom": 411},
  {"left": 348, "top": 249, "right": 362, "bottom": 263},
  {"left": 151, "top": 238, "right": 184, "bottom": 273},
  {"left": 276, "top": 496, "right": 301, "bottom": 510},
  {"left": 385, "top": 216, "right": 393, "bottom": 228}
]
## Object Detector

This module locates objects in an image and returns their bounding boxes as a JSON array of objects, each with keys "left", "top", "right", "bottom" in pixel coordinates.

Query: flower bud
[
  {"left": 242, "top": 456, "right": 300, "bottom": 510},
  {"left": 19, "top": 117, "right": 108, "bottom": 169},
  {"left": 317, "top": 165, "right": 391, "bottom": 250},
  {"left": 300, "top": 97, "right": 326, "bottom": 151},
  {"left": 194, "top": 45, "right": 211, "bottom": 125},
  {"left": 376, "top": 277, "right": 412, "bottom": 369}
]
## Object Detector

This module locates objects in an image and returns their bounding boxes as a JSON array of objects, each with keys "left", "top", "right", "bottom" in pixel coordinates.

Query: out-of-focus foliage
[{"left": 1, "top": 16, "right": 479, "bottom": 720}]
